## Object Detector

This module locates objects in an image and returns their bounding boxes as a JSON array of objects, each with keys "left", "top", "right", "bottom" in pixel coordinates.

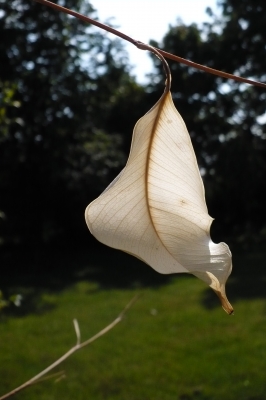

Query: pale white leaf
[{"left": 85, "top": 89, "right": 233, "bottom": 314}]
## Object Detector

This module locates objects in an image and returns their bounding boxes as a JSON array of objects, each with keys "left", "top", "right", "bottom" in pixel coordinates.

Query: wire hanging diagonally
[{"left": 31, "top": 0, "right": 266, "bottom": 89}]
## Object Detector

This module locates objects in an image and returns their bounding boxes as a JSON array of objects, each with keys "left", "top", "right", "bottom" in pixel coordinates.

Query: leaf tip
[
  {"left": 214, "top": 287, "right": 234, "bottom": 315},
  {"left": 206, "top": 271, "right": 233, "bottom": 315}
]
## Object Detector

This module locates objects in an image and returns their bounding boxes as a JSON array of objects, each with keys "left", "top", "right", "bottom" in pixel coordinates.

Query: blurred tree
[
  {"left": 148, "top": 0, "right": 266, "bottom": 247},
  {"left": 0, "top": 0, "right": 145, "bottom": 249},
  {"left": 209, "top": 0, "right": 266, "bottom": 246}
]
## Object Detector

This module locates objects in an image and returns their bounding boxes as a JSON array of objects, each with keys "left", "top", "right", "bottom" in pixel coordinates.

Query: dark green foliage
[
  {"left": 1, "top": 0, "right": 266, "bottom": 253},
  {"left": 1, "top": 3, "right": 266, "bottom": 397},
  {"left": 148, "top": 0, "right": 266, "bottom": 247},
  {"left": 0, "top": 0, "right": 145, "bottom": 248}
]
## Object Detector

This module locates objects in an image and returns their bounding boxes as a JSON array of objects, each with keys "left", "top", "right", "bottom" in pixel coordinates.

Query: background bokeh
[{"left": 1, "top": 1, "right": 266, "bottom": 399}]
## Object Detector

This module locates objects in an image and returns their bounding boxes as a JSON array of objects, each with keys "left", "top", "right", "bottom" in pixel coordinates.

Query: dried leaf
[{"left": 85, "top": 82, "right": 233, "bottom": 314}]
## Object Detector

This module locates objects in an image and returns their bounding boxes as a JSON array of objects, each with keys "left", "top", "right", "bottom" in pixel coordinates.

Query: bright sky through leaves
[{"left": 93, "top": 0, "right": 219, "bottom": 82}]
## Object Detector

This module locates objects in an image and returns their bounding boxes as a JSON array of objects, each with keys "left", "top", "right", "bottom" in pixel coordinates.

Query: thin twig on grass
[{"left": 0, "top": 295, "right": 139, "bottom": 400}]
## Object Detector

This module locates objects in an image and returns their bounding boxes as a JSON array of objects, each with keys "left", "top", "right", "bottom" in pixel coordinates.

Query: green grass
[{"left": 0, "top": 249, "right": 266, "bottom": 400}]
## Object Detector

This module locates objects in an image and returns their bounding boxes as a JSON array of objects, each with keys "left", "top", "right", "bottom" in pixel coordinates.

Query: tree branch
[
  {"left": 31, "top": 0, "right": 266, "bottom": 89},
  {"left": 0, "top": 295, "right": 139, "bottom": 400}
]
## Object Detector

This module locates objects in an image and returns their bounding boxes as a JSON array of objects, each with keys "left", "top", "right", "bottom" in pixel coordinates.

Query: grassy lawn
[{"left": 0, "top": 248, "right": 266, "bottom": 400}]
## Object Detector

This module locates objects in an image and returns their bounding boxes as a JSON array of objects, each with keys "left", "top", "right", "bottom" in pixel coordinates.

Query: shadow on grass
[
  {"left": 1, "top": 240, "right": 173, "bottom": 316},
  {"left": 1, "top": 240, "right": 266, "bottom": 316}
]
